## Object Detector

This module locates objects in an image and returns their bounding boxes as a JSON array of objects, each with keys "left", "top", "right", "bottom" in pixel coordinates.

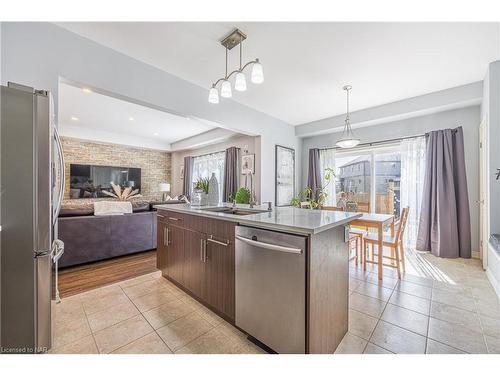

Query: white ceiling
[
  {"left": 56, "top": 22, "right": 500, "bottom": 125},
  {"left": 58, "top": 82, "right": 217, "bottom": 150}
]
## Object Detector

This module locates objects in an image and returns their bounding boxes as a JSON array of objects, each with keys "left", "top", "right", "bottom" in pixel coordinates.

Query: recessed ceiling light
[
  {"left": 153, "top": 132, "right": 159, "bottom": 136},
  {"left": 71, "top": 116, "right": 79, "bottom": 121},
  {"left": 82, "top": 88, "right": 92, "bottom": 94},
  {"left": 129, "top": 117, "right": 134, "bottom": 121}
]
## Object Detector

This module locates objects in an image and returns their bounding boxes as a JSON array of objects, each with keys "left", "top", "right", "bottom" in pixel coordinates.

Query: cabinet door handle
[
  {"left": 168, "top": 217, "right": 180, "bottom": 221},
  {"left": 200, "top": 238, "right": 204, "bottom": 262},
  {"left": 207, "top": 235, "right": 229, "bottom": 247},
  {"left": 157, "top": 214, "right": 165, "bottom": 218}
]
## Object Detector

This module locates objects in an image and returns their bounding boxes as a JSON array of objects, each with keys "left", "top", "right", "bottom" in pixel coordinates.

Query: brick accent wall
[{"left": 61, "top": 137, "right": 171, "bottom": 200}]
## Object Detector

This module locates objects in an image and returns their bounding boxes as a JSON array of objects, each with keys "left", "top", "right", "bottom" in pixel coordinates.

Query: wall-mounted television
[{"left": 69, "top": 164, "right": 141, "bottom": 199}]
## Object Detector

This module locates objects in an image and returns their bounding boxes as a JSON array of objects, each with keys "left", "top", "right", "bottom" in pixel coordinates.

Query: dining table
[{"left": 350, "top": 213, "right": 395, "bottom": 279}]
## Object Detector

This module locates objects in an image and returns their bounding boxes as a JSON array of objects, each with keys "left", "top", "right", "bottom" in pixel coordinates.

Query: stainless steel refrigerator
[{"left": 1, "top": 82, "right": 65, "bottom": 353}]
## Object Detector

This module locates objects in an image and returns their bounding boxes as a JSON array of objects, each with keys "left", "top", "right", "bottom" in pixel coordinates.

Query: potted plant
[
  {"left": 291, "top": 167, "right": 335, "bottom": 209},
  {"left": 192, "top": 177, "right": 210, "bottom": 206},
  {"left": 234, "top": 187, "right": 251, "bottom": 204}
]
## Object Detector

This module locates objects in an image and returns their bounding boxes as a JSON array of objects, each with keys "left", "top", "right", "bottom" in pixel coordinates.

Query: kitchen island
[{"left": 154, "top": 203, "right": 361, "bottom": 354}]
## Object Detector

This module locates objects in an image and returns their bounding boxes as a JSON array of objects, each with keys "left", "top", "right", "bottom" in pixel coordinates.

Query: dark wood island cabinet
[
  {"left": 156, "top": 210, "right": 235, "bottom": 321},
  {"left": 155, "top": 204, "right": 362, "bottom": 353}
]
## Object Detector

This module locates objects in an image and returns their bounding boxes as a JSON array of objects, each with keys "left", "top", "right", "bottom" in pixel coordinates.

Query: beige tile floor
[
  {"left": 50, "top": 271, "right": 265, "bottom": 354},
  {"left": 337, "top": 248, "right": 500, "bottom": 354},
  {"left": 50, "top": 248, "right": 499, "bottom": 354}
]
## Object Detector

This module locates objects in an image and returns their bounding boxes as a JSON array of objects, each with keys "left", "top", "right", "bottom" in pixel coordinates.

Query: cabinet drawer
[
  {"left": 157, "top": 210, "right": 186, "bottom": 226},
  {"left": 204, "top": 217, "right": 235, "bottom": 244},
  {"left": 157, "top": 212, "right": 168, "bottom": 223}
]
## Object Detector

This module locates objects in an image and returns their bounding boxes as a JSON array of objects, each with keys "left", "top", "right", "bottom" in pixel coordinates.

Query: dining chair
[
  {"left": 321, "top": 205, "right": 363, "bottom": 265},
  {"left": 363, "top": 207, "right": 409, "bottom": 278},
  {"left": 320, "top": 205, "right": 344, "bottom": 211}
]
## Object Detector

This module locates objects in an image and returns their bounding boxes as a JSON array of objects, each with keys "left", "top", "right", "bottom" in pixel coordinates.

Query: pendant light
[
  {"left": 336, "top": 85, "right": 360, "bottom": 148},
  {"left": 220, "top": 79, "right": 232, "bottom": 98},
  {"left": 208, "top": 29, "right": 263, "bottom": 103},
  {"left": 208, "top": 84, "right": 219, "bottom": 103},
  {"left": 234, "top": 41, "right": 247, "bottom": 91},
  {"left": 251, "top": 58, "right": 264, "bottom": 84}
]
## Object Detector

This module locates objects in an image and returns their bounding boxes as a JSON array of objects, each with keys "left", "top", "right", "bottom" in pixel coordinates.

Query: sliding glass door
[
  {"left": 334, "top": 151, "right": 372, "bottom": 212},
  {"left": 324, "top": 139, "right": 425, "bottom": 248},
  {"left": 332, "top": 145, "right": 402, "bottom": 216},
  {"left": 374, "top": 149, "right": 401, "bottom": 218}
]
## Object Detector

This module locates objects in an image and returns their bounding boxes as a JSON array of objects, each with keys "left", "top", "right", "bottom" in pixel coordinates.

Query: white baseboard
[
  {"left": 472, "top": 250, "right": 480, "bottom": 259},
  {"left": 486, "top": 268, "right": 500, "bottom": 299}
]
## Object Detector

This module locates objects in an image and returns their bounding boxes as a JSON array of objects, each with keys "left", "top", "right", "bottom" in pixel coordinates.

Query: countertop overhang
[{"left": 154, "top": 203, "right": 362, "bottom": 235}]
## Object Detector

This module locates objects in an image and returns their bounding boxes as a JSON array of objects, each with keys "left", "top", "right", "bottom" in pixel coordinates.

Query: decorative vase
[{"left": 207, "top": 173, "right": 219, "bottom": 205}]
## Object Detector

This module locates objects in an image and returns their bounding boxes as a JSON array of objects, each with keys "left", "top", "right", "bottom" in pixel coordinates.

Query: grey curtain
[
  {"left": 223, "top": 147, "right": 240, "bottom": 202},
  {"left": 416, "top": 127, "right": 471, "bottom": 258},
  {"left": 307, "top": 148, "right": 322, "bottom": 199},
  {"left": 182, "top": 156, "right": 194, "bottom": 199}
]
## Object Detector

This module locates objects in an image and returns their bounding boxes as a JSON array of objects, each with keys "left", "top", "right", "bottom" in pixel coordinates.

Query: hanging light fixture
[
  {"left": 251, "top": 59, "right": 264, "bottom": 84},
  {"left": 208, "top": 84, "right": 219, "bottom": 103},
  {"left": 336, "top": 85, "right": 360, "bottom": 148},
  {"left": 208, "top": 29, "right": 263, "bottom": 103}
]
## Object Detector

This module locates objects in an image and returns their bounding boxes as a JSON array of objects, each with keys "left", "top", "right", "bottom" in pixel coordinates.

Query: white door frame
[{"left": 479, "top": 117, "right": 490, "bottom": 269}]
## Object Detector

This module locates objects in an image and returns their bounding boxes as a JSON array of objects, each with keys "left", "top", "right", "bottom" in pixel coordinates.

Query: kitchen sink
[{"left": 200, "top": 207, "right": 268, "bottom": 216}]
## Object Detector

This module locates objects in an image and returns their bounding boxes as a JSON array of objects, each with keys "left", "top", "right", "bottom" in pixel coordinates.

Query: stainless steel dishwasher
[{"left": 235, "top": 225, "right": 307, "bottom": 354}]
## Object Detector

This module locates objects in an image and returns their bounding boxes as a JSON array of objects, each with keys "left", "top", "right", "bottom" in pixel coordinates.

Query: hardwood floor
[{"left": 58, "top": 250, "right": 158, "bottom": 298}]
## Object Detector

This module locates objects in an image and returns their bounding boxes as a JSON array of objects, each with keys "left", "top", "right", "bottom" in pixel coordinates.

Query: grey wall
[
  {"left": 482, "top": 60, "right": 500, "bottom": 235},
  {"left": 0, "top": 22, "right": 300, "bottom": 204},
  {"left": 301, "top": 106, "right": 481, "bottom": 252}
]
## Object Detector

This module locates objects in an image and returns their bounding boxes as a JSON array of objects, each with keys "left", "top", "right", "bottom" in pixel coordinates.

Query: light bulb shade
[
  {"left": 158, "top": 182, "right": 170, "bottom": 192},
  {"left": 235, "top": 71, "right": 247, "bottom": 91},
  {"left": 220, "top": 80, "right": 232, "bottom": 98},
  {"left": 336, "top": 138, "right": 360, "bottom": 149},
  {"left": 251, "top": 61, "right": 264, "bottom": 84},
  {"left": 208, "top": 87, "right": 219, "bottom": 103}
]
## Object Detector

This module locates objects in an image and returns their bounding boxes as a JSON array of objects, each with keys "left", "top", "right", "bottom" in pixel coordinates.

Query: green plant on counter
[
  {"left": 194, "top": 177, "right": 210, "bottom": 194},
  {"left": 234, "top": 187, "right": 251, "bottom": 204},
  {"left": 291, "top": 167, "right": 335, "bottom": 209}
]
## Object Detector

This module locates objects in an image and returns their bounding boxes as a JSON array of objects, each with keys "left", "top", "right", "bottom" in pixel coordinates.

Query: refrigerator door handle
[{"left": 53, "top": 126, "right": 65, "bottom": 224}]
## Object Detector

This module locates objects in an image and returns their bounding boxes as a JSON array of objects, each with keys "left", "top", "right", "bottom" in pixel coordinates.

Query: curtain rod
[{"left": 321, "top": 128, "right": 458, "bottom": 151}]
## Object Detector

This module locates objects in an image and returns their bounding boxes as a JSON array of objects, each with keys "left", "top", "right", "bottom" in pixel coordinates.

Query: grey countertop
[{"left": 154, "top": 203, "right": 362, "bottom": 235}]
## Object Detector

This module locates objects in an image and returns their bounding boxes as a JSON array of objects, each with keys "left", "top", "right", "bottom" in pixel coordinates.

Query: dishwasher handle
[{"left": 235, "top": 235, "right": 303, "bottom": 254}]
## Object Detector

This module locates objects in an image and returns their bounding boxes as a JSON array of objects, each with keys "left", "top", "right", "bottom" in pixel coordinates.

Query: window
[
  {"left": 319, "top": 149, "right": 336, "bottom": 206},
  {"left": 191, "top": 151, "right": 225, "bottom": 203},
  {"left": 374, "top": 151, "right": 401, "bottom": 218},
  {"left": 275, "top": 145, "right": 295, "bottom": 206},
  {"left": 334, "top": 152, "right": 372, "bottom": 212},
  {"left": 333, "top": 145, "right": 403, "bottom": 216}
]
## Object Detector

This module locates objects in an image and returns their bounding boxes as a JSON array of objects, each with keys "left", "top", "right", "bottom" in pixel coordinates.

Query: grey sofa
[
  {"left": 57, "top": 199, "right": 187, "bottom": 268},
  {"left": 57, "top": 209, "right": 157, "bottom": 268}
]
